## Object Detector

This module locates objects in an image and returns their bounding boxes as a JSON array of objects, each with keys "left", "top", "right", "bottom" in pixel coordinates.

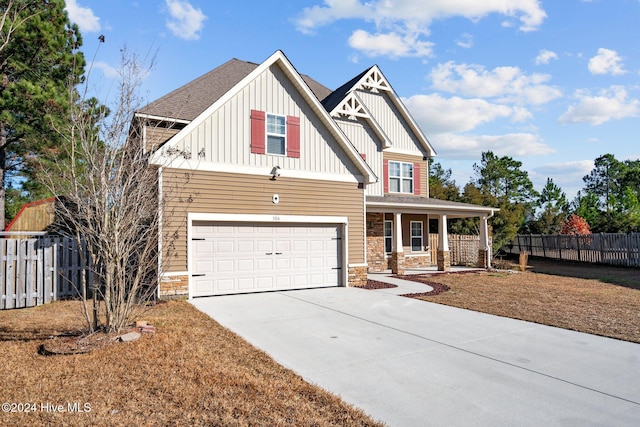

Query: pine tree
[{"left": 0, "top": 0, "right": 85, "bottom": 228}]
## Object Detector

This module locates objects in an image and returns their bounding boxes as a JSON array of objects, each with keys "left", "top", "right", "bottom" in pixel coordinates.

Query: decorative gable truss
[
  {"left": 358, "top": 67, "right": 391, "bottom": 92},
  {"left": 331, "top": 65, "right": 436, "bottom": 159},
  {"left": 331, "top": 92, "right": 392, "bottom": 149}
]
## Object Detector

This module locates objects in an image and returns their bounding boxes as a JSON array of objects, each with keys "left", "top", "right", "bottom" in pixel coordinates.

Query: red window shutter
[
  {"left": 286, "top": 116, "right": 300, "bottom": 158},
  {"left": 413, "top": 162, "right": 421, "bottom": 195},
  {"left": 250, "top": 110, "right": 265, "bottom": 154},
  {"left": 383, "top": 160, "right": 389, "bottom": 193}
]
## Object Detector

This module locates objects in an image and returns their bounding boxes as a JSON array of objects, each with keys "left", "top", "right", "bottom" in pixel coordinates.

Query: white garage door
[{"left": 190, "top": 222, "right": 342, "bottom": 297}]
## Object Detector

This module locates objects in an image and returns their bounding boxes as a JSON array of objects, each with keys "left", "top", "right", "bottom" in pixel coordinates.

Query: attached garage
[{"left": 189, "top": 218, "right": 345, "bottom": 297}]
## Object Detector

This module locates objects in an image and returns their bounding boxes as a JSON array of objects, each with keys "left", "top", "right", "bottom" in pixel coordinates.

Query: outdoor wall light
[{"left": 270, "top": 166, "right": 281, "bottom": 180}]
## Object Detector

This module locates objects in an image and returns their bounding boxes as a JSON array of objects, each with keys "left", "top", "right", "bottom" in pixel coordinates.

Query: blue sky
[{"left": 65, "top": 0, "right": 640, "bottom": 200}]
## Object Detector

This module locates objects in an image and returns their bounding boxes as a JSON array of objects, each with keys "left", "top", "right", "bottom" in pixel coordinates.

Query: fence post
[
  {"left": 557, "top": 235, "right": 561, "bottom": 260},
  {"left": 0, "top": 240, "right": 5, "bottom": 309},
  {"left": 576, "top": 234, "right": 581, "bottom": 262}
]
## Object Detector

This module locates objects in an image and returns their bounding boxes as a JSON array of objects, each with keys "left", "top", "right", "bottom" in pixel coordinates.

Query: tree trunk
[{"left": 0, "top": 121, "right": 6, "bottom": 230}]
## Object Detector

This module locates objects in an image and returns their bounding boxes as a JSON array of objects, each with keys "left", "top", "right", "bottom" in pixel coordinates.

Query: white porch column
[
  {"left": 479, "top": 215, "right": 491, "bottom": 268},
  {"left": 394, "top": 212, "right": 403, "bottom": 253},
  {"left": 438, "top": 214, "right": 449, "bottom": 251},
  {"left": 437, "top": 214, "right": 450, "bottom": 271},
  {"left": 391, "top": 212, "right": 405, "bottom": 274}
]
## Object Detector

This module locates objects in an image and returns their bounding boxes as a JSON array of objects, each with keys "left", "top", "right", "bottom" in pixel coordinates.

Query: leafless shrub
[{"left": 41, "top": 48, "right": 187, "bottom": 332}]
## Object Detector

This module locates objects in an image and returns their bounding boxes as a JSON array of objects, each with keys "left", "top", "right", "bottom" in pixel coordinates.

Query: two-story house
[{"left": 133, "top": 50, "right": 497, "bottom": 298}]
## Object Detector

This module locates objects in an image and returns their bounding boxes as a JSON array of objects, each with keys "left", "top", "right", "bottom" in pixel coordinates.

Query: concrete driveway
[{"left": 191, "top": 286, "right": 640, "bottom": 426}]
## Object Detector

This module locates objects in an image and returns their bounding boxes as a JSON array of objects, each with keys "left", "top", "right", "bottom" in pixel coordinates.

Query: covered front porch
[{"left": 365, "top": 196, "right": 498, "bottom": 275}]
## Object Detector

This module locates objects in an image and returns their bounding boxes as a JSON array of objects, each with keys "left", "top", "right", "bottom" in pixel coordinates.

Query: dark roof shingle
[{"left": 138, "top": 58, "right": 333, "bottom": 121}]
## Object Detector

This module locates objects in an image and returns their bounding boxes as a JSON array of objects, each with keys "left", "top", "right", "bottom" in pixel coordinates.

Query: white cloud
[
  {"left": 65, "top": 0, "right": 101, "bottom": 33},
  {"left": 588, "top": 48, "right": 626, "bottom": 75},
  {"left": 348, "top": 30, "right": 434, "bottom": 58},
  {"left": 404, "top": 94, "right": 525, "bottom": 135},
  {"left": 296, "top": 0, "right": 546, "bottom": 33},
  {"left": 456, "top": 33, "right": 474, "bottom": 49},
  {"left": 535, "top": 49, "right": 558, "bottom": 65},
  {"left": 295, "top": 0, "right": 546, "bottom": 58},
  {"left": 533, "top": 160, "right": 594, "bottom": 177},
  {"left": 165, "top": 0, "right": 207, "bottom": 41},
  {"left": 531, "top": 160, "right": 594, "bottom": 198},
  {"left": 559, "top": 86, "right": 640, "bottom": 125},
  {"left": 429, "top": 61, "right": 562, "bottom": 105},
  {"left": 92, "top": 61, "right": 119, "bottom": 79},
  {"left": 431, "top": 132, "right": 554, "bottom": 160}
]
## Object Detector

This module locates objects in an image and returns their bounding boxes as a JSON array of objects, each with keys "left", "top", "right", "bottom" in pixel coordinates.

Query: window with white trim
[
  {"left": 389, "top": 161, "right": 413, "bottom": 193},
  {"left": 266, "top": 113, "right": 286, "bottom": 155},
  {"left": 384, "top": 220, "right": 393, "bottom": 253},
  {"left": 410, "top": 221, "right": 423, "bottom": 252}
]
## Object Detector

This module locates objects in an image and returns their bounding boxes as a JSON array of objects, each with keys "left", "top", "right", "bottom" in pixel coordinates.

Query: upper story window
[
  {"left": 267, "top": 114, "right": 286, "bottom": 155},
  {"left": 389, "top": 161, "right": 413, "bottom": 193},
  {"left": 251, "top": 110, "right": 300, "bottom": 158}
]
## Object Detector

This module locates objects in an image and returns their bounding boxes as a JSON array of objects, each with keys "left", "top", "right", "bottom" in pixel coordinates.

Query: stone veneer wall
[
  {"left": 348, "top": 265, "right": 368, "bottom": 288},
  {"left": 437, "top": 250, "right": 451, "bottom": 271},
  {"left": 366, "top": 212, "right": 388, "bottom": 272},
  {"left": 388, "top": 251, "right": 406, "bottom": 275},
  {"left": 160, "top": 275, "right": 189, "bottom": 297},
  {"left": 403, "top": 253, "right": 432, "bottom": 268}
]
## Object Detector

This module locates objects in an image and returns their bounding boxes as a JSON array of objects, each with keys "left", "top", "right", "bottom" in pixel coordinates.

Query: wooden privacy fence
[
  {"left": 504, "top": 233, "right": 640, "bottom": 268},
  {"left": 0, "top": 237, "right": 91, "bottom": 309},
  {"left": 429, "top": 234, "right": 490, "bottom": 266}
]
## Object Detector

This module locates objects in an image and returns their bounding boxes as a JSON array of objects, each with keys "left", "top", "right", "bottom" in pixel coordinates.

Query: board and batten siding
[
  {"left": 166, "top": 64, "right": 362, "bottom": 179},
  {"left": 161, "top": 168, "right": 365, "bottom": 273},
  {"left": 336, "top": 120, "right": 385, "bottom": 197},
  {"left": 357, "top": 90, "right": 428, "bottom": 155}
]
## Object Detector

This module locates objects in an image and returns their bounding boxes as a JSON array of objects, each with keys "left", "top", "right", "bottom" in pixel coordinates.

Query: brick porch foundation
[
  {"left": 437, "top": 250, "right": 451, "bottom": 271},
  {"left": 389, "top": 251, "right": 406, "bottom": 275}
]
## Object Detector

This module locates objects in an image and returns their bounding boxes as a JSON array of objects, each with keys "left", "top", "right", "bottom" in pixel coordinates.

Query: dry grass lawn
[
  {"left": 0, "top": 300, "right": 382, "bottom": 426},
  {"left": 405, "top": 257, "right": 640, "bottom": 344}
]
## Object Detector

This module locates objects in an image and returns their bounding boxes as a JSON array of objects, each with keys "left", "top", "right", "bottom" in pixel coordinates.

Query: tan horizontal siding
[
  {"left": 161, "top": 168, "right": 365, "bottom": 272},
  {"left": 145, "top": 126, "right": 181, "bottom": 153},
  {"left": 383, "top": 152, "right": 428, "bottom": 197}
]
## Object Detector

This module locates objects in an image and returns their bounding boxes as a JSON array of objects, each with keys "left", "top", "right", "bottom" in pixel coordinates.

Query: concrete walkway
[
  {"left": 367, "top": 266, "right": 481, "bottom": 295},
  {"left": 192, "top": 286, "right": 640, "bottom": 426}
]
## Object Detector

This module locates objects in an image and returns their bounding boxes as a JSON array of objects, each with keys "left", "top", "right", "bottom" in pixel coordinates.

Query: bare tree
[{"left": 42, "top": 49, "right": 187, "bottom": 332}]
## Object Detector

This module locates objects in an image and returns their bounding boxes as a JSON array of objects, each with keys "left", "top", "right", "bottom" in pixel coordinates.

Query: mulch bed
[
  {"left": 358, "top": 280, "right": 397, "bottom": 290},
  {"left": 363, "top": 274, "right": 452, "bottom": 297}
]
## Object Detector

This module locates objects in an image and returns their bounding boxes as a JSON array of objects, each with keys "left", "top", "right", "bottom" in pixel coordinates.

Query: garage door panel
[
  {"left": 257, "top": 258, "right": 274, "bottom": 270},
  {"left": 257, "top": 276, "right": 274, "bottom": 289},
  {"left": 217, "top": 278, "right": 235, "bottom": 292},
  {"left": 215, "top": 260, "right": 235, "bottom": 272},
  {"left": 257, "top": 240, "right": 273, "bottom": 252},
  {"left": 215, "top": 240, "right": 235, "bottom": 253},
  {"left": 236, "top": 277, "right": 255, "bottom": 290},
  {"left": 292, "top": 257, "right": 308, "bottom": 268},
  {"left": 237, "top": 259, "right": 255, "bottom": 270},
  {"left": 191, "top": 222, "right": 342, "bottom": 297},
  {"left": 237, "top": 240, "right": 255, "bottom": 252}
]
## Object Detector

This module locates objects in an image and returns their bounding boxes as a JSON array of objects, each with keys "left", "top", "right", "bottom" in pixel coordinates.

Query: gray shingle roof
[
  {"left": 137, "top": 58, "right": 333, "bottom": 121},
  {"left": 367, "top": 195, "right": 498, "bottom": 212},
  {"left": 321, "top": 67, "right": 372, "bottom": 112}
]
